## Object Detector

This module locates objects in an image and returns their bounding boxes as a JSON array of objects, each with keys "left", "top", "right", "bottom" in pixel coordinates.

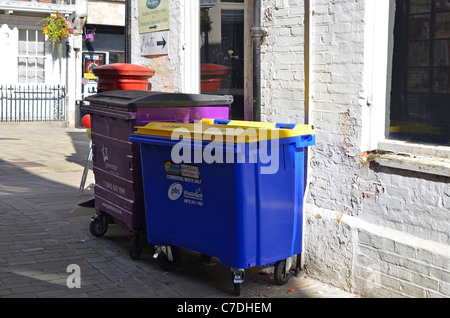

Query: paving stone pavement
[{"left": 0, "top": 123, "right": 358, "bottom": 300}]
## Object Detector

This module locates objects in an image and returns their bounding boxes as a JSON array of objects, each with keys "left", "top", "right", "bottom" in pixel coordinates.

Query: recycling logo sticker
[{"left": 168, "top": 182, "right": 183, "bottom": 201}]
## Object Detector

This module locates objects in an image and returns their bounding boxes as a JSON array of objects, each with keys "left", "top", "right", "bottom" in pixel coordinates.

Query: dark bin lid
[{"left": 85, "top": 90, "right": 233, "bottom": 109}]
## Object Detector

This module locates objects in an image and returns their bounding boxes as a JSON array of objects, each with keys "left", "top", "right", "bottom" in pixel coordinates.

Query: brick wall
[
  {"left": 261, "top": 0, "right": 307, "bottom": 124},
  {"left": 261, "top": 0, "right": 450, "bottom": 298}
]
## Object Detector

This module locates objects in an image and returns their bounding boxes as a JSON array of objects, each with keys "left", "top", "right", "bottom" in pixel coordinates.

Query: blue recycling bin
[{"left": 129, "top": 119, "right": 315, "bottom": 295}]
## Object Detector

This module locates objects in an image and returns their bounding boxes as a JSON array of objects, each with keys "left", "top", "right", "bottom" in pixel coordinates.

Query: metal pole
[
  {"left": 125, "top": 0, "right": 132, "bottom": 63},
  {"left": 251, "top": 0, "right": 263, "bottom": 122}
]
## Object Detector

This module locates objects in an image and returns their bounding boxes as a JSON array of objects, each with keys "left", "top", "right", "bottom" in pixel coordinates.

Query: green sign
[{"left": 139, "top": 0, "right": 170, "bottom": 34}]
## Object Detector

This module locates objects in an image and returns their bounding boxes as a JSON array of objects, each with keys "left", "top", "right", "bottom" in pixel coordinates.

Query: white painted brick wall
[
  {"left": 261, "top": 0, "right": 450, "bottom": 298},
  {"left": 261, "top": 0, "right": 307, "bottom": 124}
]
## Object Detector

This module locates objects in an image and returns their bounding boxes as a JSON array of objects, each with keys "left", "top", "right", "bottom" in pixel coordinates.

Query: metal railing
[{"left": 0, "top": 84, "right": 66, "bottom": 122}]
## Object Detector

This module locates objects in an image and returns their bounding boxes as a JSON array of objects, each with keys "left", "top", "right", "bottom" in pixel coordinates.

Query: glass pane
[
  {"left": 389, "top": 120, "right": 449, "bottom": 144},
  {"left": 390, "top": 93, "right": 449, "bottom": 145},
  {"left": 27, "top": 58, "right": 36, "bottom": 70},
  {"left": 434, "top": 39, "right": 450, "bottom": 66},
  {"left": 28, "top": 40, "right": 37, "bottom": 56},
  {"left": 37, "top": 41, "right": 45, "bottom": 56},
  {"left": 435, "top": 12, "right": 450, "bottom": 39},
  {"left": 27, "top": 70, "right": 36, "bottom": 83},
  {"left": 410, "top": 0, "right": 432, "bottom": 14},
  {"left": 28, "top": 30, "right": 36, "bottom": 42},
  {"left": 36, "top": 70, "right": 45, "bottom": 84},
  {"left": 37, "top": 30, "right": 45, "bottom": 43},
  {"left": 37, "top": 58, "right": 45, "bottom": 71},
  {"left": 18, "top": 70, "right": 26, "bottom": 83},
  {"left": 28, "top": 30, "right": 36, "bottom": 55},
  {"left": 408, "top": 14, "right": 431, "bottom": 40},
  {"left": 200, "top": 2, "right": 245, "bottom": 120},
  {"left": 433, "top": 67, "right": 450, "bottom": 93},
  {"left": 37, "top": 57, "right": 45, "bottom": 84},
  {"left": 37, "top": 31, "right": 45, "bottom": 56},
  {"left": 408, "top": 41, "right": 429, "bottom": 66},
  {"left": 407, "top": 93, "right": 428, "bottom": 116},
  {"left": 430, "top": 94, "right": 450, "bottom": 144},
  {"left": 18, "top": 57, "right": 26, "bottom": 70},
  {"left": 18, "top": 30, "right": 27, "bottom": 55},
  {"left": 407, "top": 68, "right": 430, "bottom": 92},
  {"left": 27, "top": 58, "right": 36, "bottom": 83},
  {"left": 18, "top": 29, "right": 26, "bottom": 42}
]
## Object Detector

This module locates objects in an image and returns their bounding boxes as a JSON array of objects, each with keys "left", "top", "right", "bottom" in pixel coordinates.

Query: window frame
[
  {"left": 17, "top": 28, "right": 48, "bottom": 84},
  {"left": 363, "top": 0, "right": 450, "bottom": 170},
  {"left": 389, "top": 0, "right": 450, "bottom": 147}
]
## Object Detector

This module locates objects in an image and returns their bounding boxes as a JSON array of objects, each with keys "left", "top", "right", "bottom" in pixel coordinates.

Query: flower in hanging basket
[{"left": 42, "top": 11, "right": 72, "bottom": 58}]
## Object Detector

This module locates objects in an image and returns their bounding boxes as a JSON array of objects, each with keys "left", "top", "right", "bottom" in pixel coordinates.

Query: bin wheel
[
  {"left": 231, "top": 269, "right": 244, "bottom": 296},
  {"left": 274, "top": 259, "right": 291, "bottom": 285},
  {"left": 234, "top": 283, "right": 241, "bottom": 296},
  {"left": 129, "top": 235, "right": 144, "bottom": 260},
  {"left": 89, "top": 215, "right": 108, "bottom": 237},
  {"left": 157, "top": 245, "right": 181, "bottom": 271}
]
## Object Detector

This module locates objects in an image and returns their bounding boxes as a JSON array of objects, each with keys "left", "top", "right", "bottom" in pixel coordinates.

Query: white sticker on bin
[{"left": 168, "top": 182, "right": 183, "bottom": 201}]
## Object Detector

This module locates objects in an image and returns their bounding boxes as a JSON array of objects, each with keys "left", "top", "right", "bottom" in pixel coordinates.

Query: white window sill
[{"left": 371, "top": 140, "right": 450, "bottom": 177}]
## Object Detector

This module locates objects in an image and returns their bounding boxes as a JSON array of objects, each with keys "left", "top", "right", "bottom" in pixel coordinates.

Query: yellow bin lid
[{"left": 133, "top": 119, "right": 315, "bottom": 143}]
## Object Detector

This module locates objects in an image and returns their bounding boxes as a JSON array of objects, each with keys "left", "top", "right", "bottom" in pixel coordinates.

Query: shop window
[{"left": 390, "top": 0, "right": 450, "bottom": 145}]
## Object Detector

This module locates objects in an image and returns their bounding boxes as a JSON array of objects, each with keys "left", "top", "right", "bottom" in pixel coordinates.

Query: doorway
[{"left": 200, "top": 1, "right": 245, "bottom": 120}]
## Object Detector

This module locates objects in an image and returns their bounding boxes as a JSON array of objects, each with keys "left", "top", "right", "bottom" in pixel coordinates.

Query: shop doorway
[{"left": 200, "top": 1, "right": 245, "bottom": 120}]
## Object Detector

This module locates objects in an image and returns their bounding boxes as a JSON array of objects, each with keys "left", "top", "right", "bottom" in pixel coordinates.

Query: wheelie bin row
[
  {"left": 81, "top": 63, "right": 232, "bottom": 260},
  {"left": 81, "top": 63, "right": 316, "bottom": 296},
  {"left": 82, "top": 90, "right": 232, "bottom": 259}
]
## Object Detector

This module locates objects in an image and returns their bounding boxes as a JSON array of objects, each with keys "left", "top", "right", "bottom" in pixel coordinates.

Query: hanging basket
[{"left": 42, "top": 11, "right": 72, "bottom": 59}]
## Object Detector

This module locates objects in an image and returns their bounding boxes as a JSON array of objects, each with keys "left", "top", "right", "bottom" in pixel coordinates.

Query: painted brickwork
[
  {"left": 261, "top": 0, "right": 307, "bottom": 124},
  {"left": 260, "top": 0, "right": 450, "bottom": 298}
]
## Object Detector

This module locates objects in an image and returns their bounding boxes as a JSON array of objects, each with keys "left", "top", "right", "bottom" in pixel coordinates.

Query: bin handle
[
  {"left": 275, "top": 123, "right": 296, "bottom": 130},
  {"left": 295, "top": 134, "right": 316, "bottom": 150},
  {"left": 81, "top": 106, "right": 136, "bottom": 120},
  {"left": 207, "top": 119, "right": 300, "bottom": 130},
  {"left": 213, "top": 119, "right": 231, "bottom": 125}
]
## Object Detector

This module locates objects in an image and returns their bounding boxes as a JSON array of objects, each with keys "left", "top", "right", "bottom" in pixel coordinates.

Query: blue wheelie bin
[{"left": 129, "top": 119, "right": 315, "bottom": 295}]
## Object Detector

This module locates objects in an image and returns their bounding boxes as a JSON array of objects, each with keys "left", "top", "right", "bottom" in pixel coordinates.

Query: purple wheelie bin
[{"left": 81, "top": 90, "right": 232, "bottom": 259}]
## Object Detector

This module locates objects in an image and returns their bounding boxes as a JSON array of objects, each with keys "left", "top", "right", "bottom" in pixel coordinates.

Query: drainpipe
[
  {"left": 298, "top": 0, "right": 313, "bottom": 277},
  {"left": 125, "top": 0, "right": 131, "bottom": 63},
  {"left": 304, "top": 0, "right": 312, "bottom": 127},
  {"left": 251, "top": 0, "right": 265, "bottom": 122}
]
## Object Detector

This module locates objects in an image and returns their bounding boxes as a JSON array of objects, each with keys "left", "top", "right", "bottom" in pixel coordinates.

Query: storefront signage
[
  {"left": 141, "top": 30, "right": 169, "bottom": 56},
  {"left": 139, "top": 0, "right": 170, "bottom": 34}
]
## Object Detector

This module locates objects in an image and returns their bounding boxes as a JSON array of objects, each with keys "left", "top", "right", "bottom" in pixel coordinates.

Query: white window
[
  {"left": 390, "top": 0, "right": 450, "bottom": 146},
  {"left": 18, "top": 28, "right": 46, "bottom": 84},
  {"left": 363, "top": 0, "right": 450, "bottom": 175}
]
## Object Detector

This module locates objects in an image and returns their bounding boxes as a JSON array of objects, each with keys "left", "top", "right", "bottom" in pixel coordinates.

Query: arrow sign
[
  {"left": 141, "top": 31, "right": 169, "bottom": 56},
  {"left": 157, "top": 37, "right": 167, "bottom": 49}
]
